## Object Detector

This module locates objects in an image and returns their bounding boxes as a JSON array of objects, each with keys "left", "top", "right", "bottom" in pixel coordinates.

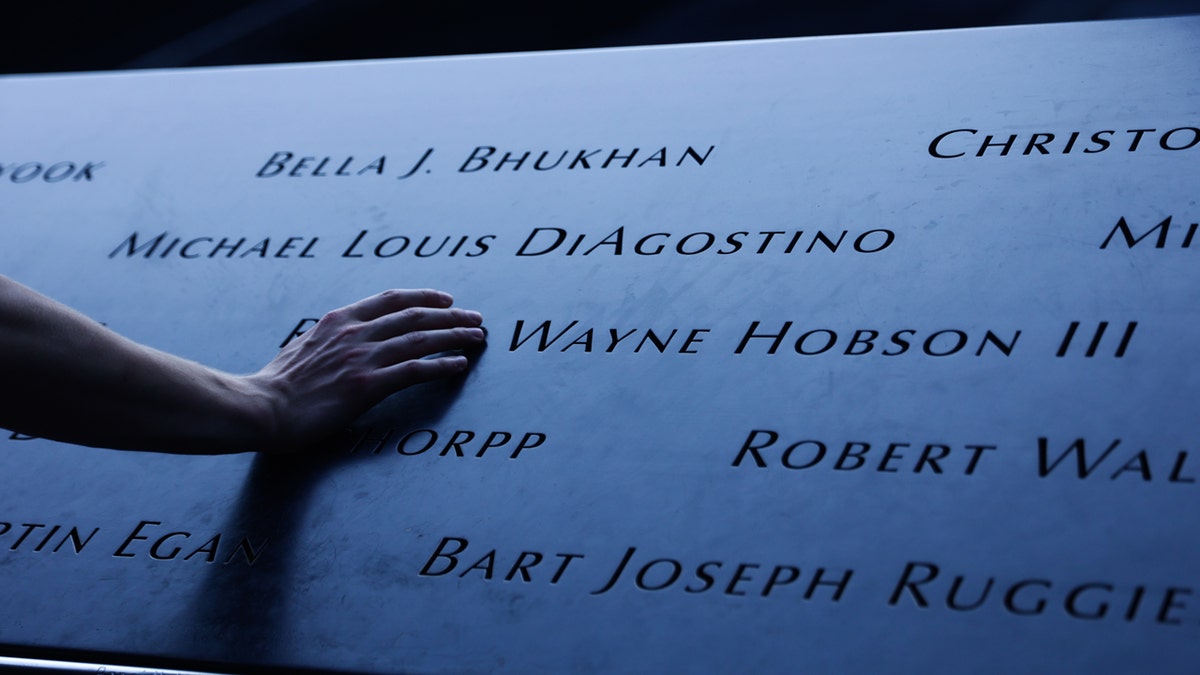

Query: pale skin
[{"left": 0, "top": 275, "right": 485, "bottom": 454}]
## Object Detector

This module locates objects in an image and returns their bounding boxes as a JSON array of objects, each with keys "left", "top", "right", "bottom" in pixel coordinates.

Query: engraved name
[
  {"left": 0, "top": 518, "right": 266, "bottom": 565},
  {"left": 341, "top": 428, "right": 547, "bottom": 459},
  {"left": 731, "top": 430, "right": 997, "bottom": 475},
  {"left": 1101, "top": 216, "right": 1200, "bottom": 249},
  {"left": 929, "top": 127, "right": 1199, "bottom": 158},
  {"left": 253, "top": 145, "right": 716, "bottom": 181},
  {"left": 0, "top": 159, "right": 105, "bottom": 183},
  {"left": 417, "top": 535, "right": 852, "bottom": 601},
  {"left": 1038, "top": 437, "right": 1198, "bottom": 483},
  {"left": 503, "top": 320, "right": 1139, "bottom": 359},
  {"left": 418, "top": 536, "right": 1196, "bottom": 626}
]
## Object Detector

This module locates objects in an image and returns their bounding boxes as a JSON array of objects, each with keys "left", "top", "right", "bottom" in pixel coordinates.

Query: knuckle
[
  {"left": 333, "top": 323, "right": 363, "bottom": 344},
  {"left": 399, "top": 306, "right": 428, "bottom": 323},
  {"left": 394, "top": 360, "right": 422, "bottom": 380},
  {"left": 345, "top": 369, "right": 372, "bottom": 389},
  {"left": 319, "top": 308, "right": 345, "bottom": 325},
  {"left": 345, "top": 345, "right": 370, "bottom": 360}
]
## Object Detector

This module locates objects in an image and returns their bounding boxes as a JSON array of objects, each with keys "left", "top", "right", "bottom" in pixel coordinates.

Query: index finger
[{"left": 343, "top": 289, "right": 453, "bottom": 321}]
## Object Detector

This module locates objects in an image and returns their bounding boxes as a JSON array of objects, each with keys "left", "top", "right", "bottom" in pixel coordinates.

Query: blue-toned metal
[{"left": 0, "top": 16, "right": 1198, "bottom": 673}]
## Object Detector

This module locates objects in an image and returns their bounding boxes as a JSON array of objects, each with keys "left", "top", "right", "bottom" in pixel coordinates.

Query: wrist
[{"left": 230, "top": 372, "right": 287, "bottom": 453}]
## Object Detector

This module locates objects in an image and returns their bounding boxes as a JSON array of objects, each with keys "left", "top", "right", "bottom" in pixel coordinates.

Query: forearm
[
  {"left": 0, "top": 276, "right": 273, "bottom": 453},
  {"left": 0, "top": 276, "right": 485, "bottom": 454}
]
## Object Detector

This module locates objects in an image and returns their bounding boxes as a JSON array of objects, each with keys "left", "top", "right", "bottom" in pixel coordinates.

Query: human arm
[{"left": 0, "top": 275, "right": 485, "bottom": 454}]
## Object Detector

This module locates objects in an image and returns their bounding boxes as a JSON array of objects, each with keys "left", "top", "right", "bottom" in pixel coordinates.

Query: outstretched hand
[
  {"left": 249, "top": 289, "right": 485, "bottom": 453},
  {"left": 0, "top": 275, "right": 484, "bottom": 454}
]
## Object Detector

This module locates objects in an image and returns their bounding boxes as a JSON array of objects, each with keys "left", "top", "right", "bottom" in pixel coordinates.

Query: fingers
[
  {"left": 343, "top": 289, "right": 453, "bottom": 322},
  {"left": 322, "top": 288, "right": 486, "bottom": 398},
  {"left": 374, "top": 355, "right": 470, "bottom": 391},
  {"left": 363, "top": 306, "right": 482, "bottom": 341},
  {"left": 374, "top": 326, "right": 486, "bottom": 366}
]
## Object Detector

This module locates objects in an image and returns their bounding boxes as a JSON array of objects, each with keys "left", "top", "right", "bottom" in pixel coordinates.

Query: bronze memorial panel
[{"left": 0, "top": 15, "right": 1198, "bottom": 673}]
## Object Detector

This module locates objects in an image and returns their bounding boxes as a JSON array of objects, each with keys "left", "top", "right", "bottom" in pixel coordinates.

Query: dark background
[{"left": 3, "top": 0, "right": 1199, "bottom": 75}]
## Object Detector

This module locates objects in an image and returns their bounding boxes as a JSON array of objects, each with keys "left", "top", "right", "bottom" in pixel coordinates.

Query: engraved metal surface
[{"left": 1, "top": 16, "right": 1198, "bottom": 673}]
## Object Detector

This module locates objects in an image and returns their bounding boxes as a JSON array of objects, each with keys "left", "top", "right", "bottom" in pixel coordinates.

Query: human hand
[{"left": 248, "top": 289, "right": 485, "bottom": 452}]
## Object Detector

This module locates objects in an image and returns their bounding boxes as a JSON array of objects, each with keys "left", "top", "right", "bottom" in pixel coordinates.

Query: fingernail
[{"left": 479, "top": 325, "right": 488, "bottom": 338}]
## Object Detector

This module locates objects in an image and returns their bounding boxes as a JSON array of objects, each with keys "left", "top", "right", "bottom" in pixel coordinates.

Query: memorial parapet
[{"left": 1, "top": 15, "right": 1198, "bottom": 673}]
